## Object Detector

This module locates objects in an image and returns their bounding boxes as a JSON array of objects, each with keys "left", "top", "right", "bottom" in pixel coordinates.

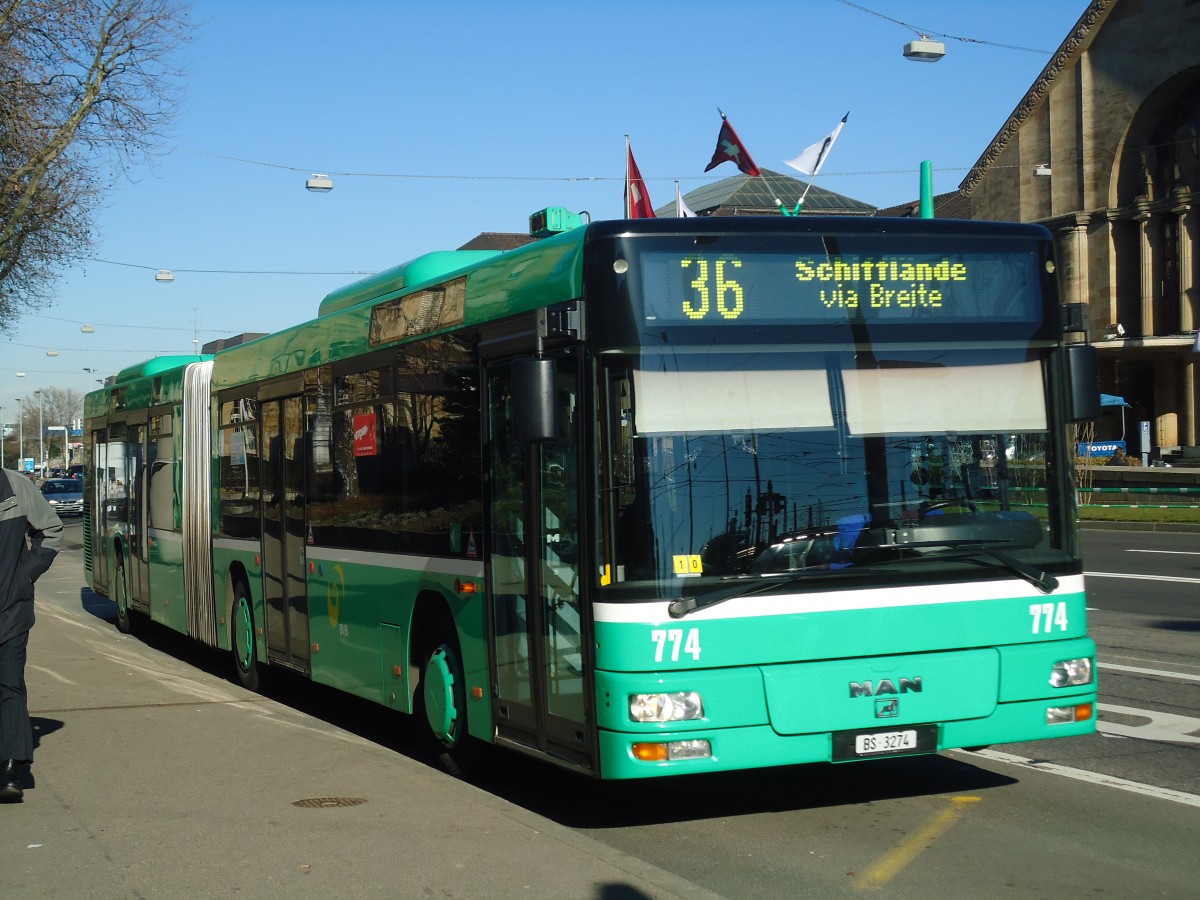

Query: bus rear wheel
[
  {"left": 231, "top": 582, "right": 260, "bottom": 693},
  {"left": 114, "top": 556, "right": 137, "bottom": 635}
]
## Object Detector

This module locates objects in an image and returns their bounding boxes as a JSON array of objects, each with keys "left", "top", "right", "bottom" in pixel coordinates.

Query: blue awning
[{"left": 1100, "top": 394, "right": 1131, "bottom": 407}]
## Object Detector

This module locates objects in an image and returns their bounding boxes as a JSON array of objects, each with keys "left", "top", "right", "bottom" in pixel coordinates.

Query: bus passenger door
[
  {"left": 88, "top": 429, "right": 109, "bottom": 592},
  {"left": 127, "top": 423, "right": 150, "bottom": 614},
  {"left": 260, "top": 396, "right": 311, "bottom": 673},
  {"left": 486, "top": 353, "right": 593, "bottom": 773}
]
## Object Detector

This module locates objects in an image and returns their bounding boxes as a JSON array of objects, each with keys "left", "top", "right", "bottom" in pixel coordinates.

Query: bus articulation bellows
[{"left": 84, "top": 211, "right": 1099, "bottom": 779}]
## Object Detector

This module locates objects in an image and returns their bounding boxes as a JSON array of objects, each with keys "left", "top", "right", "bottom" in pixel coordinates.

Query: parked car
[{"left": 41, "top": 478, "right": 84, "bottom": 516}]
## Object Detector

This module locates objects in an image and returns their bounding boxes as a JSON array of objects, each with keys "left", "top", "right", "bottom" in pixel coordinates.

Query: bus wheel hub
[{"left": 424, "top": 646, "right": 459, "bottom": 743}]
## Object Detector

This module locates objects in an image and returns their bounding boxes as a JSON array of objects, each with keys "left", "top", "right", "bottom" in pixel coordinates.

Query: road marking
[
  {"left": 1098, "top": 704, "right": 1200, "bottom": 745},
  {"left": 1084, "top": 571, "right": 1200, "bottom": 584},
  {"left": 1125, "top": 549, "right": 1200, "bottom": 556},
  {"left": 965, "top": 749, "right": 1200, "bottom": 808},
  {"left": 854, "top": 796, "right": 981, "bottom": 890},
  {"left": 27, "top": 663, "right": 77, "bottom": 685},
  {"left": 1100, "top": 662, "right": 1200, "bottom": 683}
]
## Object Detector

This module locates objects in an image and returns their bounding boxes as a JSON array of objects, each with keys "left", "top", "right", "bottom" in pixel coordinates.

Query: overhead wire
[{"left": 836, "top": 1, "right": 1053, "bottom": 55}]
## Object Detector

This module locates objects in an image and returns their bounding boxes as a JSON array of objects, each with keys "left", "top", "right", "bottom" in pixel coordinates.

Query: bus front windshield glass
[{"left": 597, "top": 347, "right": 1070, "bottom": 597}]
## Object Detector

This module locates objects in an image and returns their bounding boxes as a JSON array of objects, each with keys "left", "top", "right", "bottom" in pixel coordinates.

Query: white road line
[
  {"left": 1098, "top": 704, "right": 1200, "bottom": 745},
  {"left": 1084, "top": 571, "right": 1200, "bottom": 584},
  {"left": 962, "top": 749, "right": 1200, "bottom": 809},
  {"left": 1125, "top": 549, "right": 1200, "bottom": 556},
  {"left": 1100, "top": 662, "right": 1200, "bottom": 683}
]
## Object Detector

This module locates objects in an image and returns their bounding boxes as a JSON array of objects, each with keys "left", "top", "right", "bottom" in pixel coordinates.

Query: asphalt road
[{"left": 487, "top": 526, "right": 1200, "bottom": 898}]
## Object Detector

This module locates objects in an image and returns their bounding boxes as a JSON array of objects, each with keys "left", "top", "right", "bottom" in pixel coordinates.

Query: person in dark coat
[{"left": 0, "top": 468, "right": 63, "bottom": 802}]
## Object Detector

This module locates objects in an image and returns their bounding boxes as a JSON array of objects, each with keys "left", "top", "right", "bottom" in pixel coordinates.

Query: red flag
[
  {"left": 625, "top": 137, "right": 655, "bottom": 218},
  {"left": 705, "top": 114, "right": 761, "bottom": 176}
]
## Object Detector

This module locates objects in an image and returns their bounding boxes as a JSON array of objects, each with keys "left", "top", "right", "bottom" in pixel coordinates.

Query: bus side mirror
[
  {"left": 512, "top": 357, "right": 556, "bottom": 443},
  {"left": 1065, "top": 344, "right": 1100, "bottom": 423}
]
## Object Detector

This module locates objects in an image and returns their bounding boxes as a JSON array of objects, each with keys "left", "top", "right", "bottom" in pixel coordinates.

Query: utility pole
[
  {"left": 15, "top": 399, "right": 24, "bottom": 472},
  {"left": 33, "top": 390, "right": 44, "bottom": 476}
]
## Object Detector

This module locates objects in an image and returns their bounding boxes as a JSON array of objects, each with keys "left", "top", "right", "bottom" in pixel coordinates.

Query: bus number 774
[
  {"left": 652, "top": 628, "right": 702, "bottom": 662},
  {"left": 1029, "top": 602, "right": 1068, "bottom": 634}
]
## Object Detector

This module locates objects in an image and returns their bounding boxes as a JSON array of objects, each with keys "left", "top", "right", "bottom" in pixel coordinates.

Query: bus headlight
[
  {"left": 1049, "top": 657, "right": 1093, "bottom": 688},
  {"left": 629, "top": 691, "right": 704, "bottom": 723}
]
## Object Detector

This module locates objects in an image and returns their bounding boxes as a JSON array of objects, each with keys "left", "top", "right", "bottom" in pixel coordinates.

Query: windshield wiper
[
  {"left": 667, "top": 568, "right": 884, "bottom": 619},
  {"left": 865, "top": 539, "right": 1058, "bottom": 594}
]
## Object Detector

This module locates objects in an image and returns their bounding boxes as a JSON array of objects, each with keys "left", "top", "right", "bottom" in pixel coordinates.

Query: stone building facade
[{"left": 958, "top": 0, "right": 1200, "bottom": 456}]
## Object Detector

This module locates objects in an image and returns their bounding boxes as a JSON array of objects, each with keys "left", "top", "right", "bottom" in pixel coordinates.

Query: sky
[{"left": 1, "top": 0, "right": 1094, "bottom": 418}]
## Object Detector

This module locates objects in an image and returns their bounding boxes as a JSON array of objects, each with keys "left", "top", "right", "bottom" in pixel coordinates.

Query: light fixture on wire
[
  {"left": 903, "top": 34, "right": 945, "bottom": 61},
  {"left": 80, "top": 323, "right": 96, "bottom": 333},
  {"left": 305, "top": 173, "right": 334, "bottom": 192},
  {"left": 155, "top": 269, "right": 174, "bottom": 283},
  {"left": 1033, "top": 164, "right": 1052, "bottom": 177}
]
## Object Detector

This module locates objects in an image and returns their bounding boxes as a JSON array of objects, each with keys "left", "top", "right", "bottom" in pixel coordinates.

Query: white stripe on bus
[
  {"left": 593, "top": 575, "right": 1087, "bottom": 623},
  {"left": 210, "top": 538, "right": 484, "bottom": 580}
]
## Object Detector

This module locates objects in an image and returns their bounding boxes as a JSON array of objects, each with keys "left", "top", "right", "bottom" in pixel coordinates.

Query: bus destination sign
[{"left": 637, "top": 249, "right": 1041, "bottom": 327}]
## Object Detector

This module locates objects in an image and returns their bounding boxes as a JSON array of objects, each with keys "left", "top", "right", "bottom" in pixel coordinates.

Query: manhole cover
[{"left": 292, "top": 797, "right": 367, "bottom": 809}]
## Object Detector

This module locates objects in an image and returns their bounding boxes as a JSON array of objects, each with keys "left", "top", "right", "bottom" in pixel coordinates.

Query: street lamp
[
  {"left": 305, "top": 173, "right": 333, "bottom": 192},
  {"left": 903, "top": 35, "right": 946, "bottom": 61}
]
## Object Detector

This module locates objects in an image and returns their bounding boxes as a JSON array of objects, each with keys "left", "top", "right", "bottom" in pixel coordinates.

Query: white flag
[
  {"left": 785, "top": 112, "right": 849, "bottom": 177},
  {"left": 676, "top": 181, "right": 696, "bottom": 218}
]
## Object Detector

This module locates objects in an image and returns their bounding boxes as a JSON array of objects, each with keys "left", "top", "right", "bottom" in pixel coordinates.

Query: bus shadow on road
[
  {"left": 79, "top": 587, "right": 115, "bottom": 623},
  {"left": 1149, "top": 618, "right": 1200, "bottom": 632},
  {"left": 473, "top": 751, "right": 1021, "bottom": 829}
]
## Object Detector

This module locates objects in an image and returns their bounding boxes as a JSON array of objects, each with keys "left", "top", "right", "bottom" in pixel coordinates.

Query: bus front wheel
[{"left": 415, "top": 638, "right": 475, "bottom": 776}]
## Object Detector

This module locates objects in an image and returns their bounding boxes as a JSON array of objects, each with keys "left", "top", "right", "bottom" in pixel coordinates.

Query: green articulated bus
[{"left": 84, "top": 211, "right": 1101, "bottom": 780}]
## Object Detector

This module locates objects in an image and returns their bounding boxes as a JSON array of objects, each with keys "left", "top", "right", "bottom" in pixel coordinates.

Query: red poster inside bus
[{"left": 353, "top": 411, "right": 378, "bottom": 457}]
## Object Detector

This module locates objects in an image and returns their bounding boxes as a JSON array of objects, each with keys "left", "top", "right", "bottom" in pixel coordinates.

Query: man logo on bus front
[{"left": 876, "top": 699, "right": 900, "bottom": 718}]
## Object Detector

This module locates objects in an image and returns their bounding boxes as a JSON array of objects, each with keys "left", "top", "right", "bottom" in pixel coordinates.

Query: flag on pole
[
  {"left": 705, "top": 111, "right": 761, "bottom": 176},
  {"left": 785, "top": 112, "right": 849, "bottom": 177},
  {"left": 675, "top": 181, "right": 696, "bottom": 217},
  {"left": 625, "top": 137, "right": 655, "bottom": 219}
]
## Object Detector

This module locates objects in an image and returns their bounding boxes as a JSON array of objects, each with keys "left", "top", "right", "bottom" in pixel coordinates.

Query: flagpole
[{"left": 624, "top": 135, "right": 631, "bottom": 219}]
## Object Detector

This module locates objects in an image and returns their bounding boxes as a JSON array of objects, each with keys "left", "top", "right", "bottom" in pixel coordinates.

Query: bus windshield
[{"left": 597, "top": 345, "right": 1068, "bottom": 597}]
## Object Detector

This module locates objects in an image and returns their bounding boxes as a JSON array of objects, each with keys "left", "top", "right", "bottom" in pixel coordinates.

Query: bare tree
[{"left": 0, "top": 0, "right": 191, "bottom": 330}]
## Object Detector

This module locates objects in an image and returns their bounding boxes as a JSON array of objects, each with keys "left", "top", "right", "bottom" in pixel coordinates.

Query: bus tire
[
  {"left": 114, "top": 555, "right": 137, "bottom": 635},
  {"left": 415, "top": 636, "right": 477, "bottom": 777},
  {"left": 231, "top": 581, "right": 261, "bottom": 693}
]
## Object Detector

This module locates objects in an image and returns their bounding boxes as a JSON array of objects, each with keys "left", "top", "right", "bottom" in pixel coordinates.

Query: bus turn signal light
[
  {"left": 1046, "top": 703, "right": 1093, "bottom": 725},
  {"left": 632, "top": 739, "right": 712, "bottom": 762}
]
